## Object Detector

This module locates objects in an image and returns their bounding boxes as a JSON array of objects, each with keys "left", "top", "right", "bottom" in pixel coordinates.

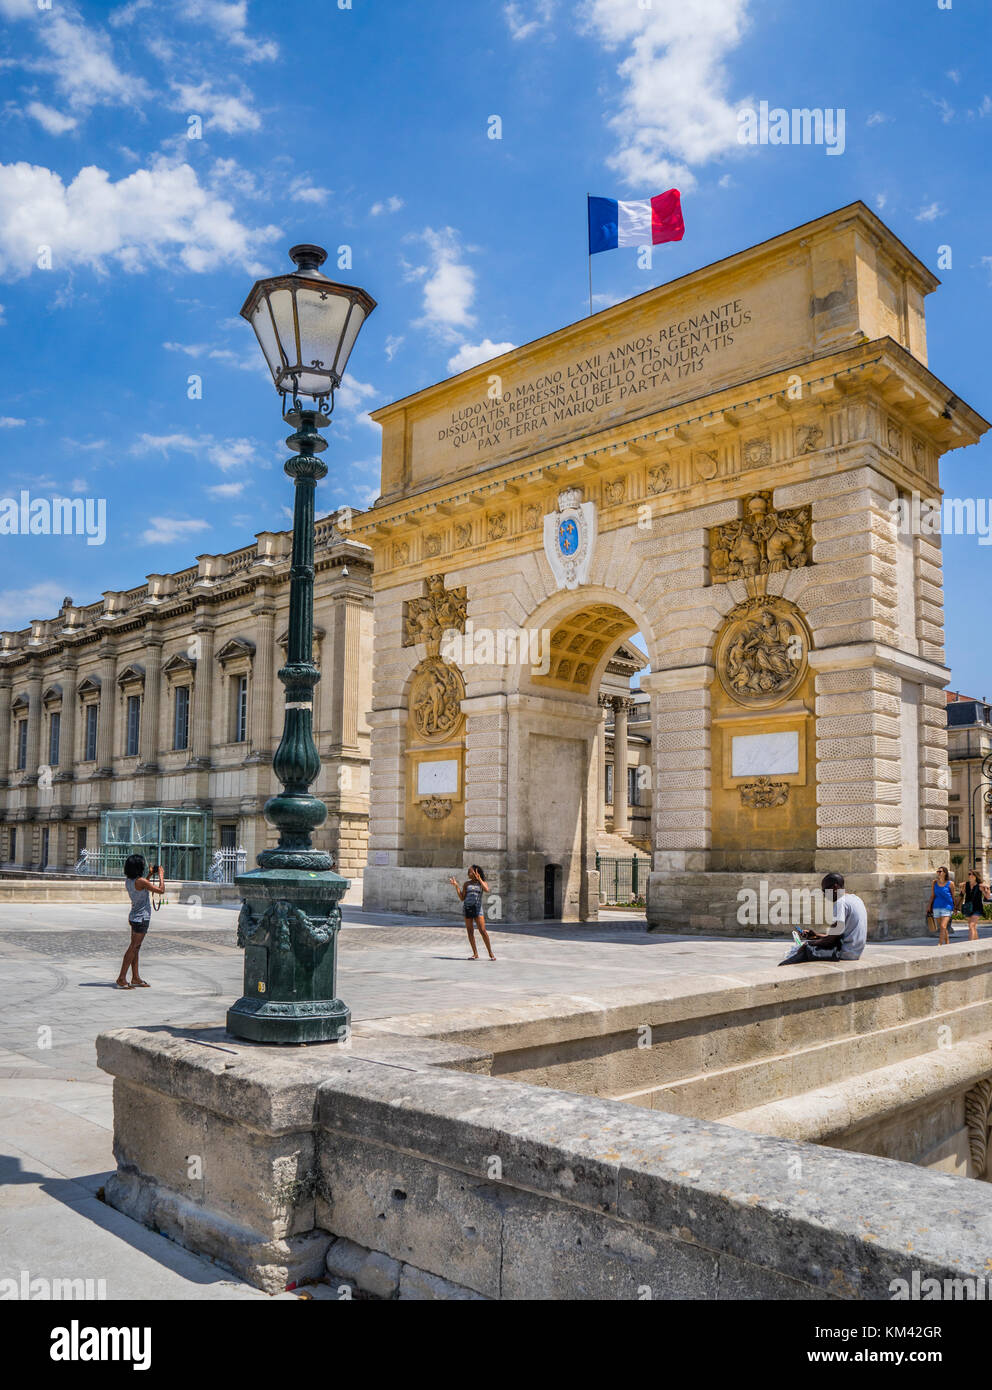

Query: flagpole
[{"left": 587, "top": 192, "right": 592, "bottom": 316}]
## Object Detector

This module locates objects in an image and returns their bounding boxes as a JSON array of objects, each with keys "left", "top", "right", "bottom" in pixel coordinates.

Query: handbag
[{"left": 926, "top": 911, "right": 937, "bottom": 934}]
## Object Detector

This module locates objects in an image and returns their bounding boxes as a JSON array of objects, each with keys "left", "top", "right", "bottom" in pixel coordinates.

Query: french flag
[{"left": 588, "top": 190, "right": 684, "bottom": 255}]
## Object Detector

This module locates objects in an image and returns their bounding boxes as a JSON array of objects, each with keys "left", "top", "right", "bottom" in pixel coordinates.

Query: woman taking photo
[
  {"left": 116, "top": 854, "right": 165, "bottom": 989},
  {"left": 928, "top": 865, "right": 957, "bottom": 947}
]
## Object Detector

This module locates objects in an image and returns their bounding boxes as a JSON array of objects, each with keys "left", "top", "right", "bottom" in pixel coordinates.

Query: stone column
[
  {"left": 24, "top": 670, "right": 43, "bottom": 785},
  {"left": 188, "top": 624, "right": 214, "bottom": 769},
  {"left": 95, "top": 647, "right": 117, "bottom": 777},
  {"left": 0, "top": 676, "right": 10, "bottom": 787},
  {"left": 248, "top": 594, "right": 276, "bottom": 764},
  {"left": 138, "top": 640, "right": 163, "bottom": 775},
  {"left": 58, "top": 668, "right": 78, "bottom": 783},
  {"left": 596, "top": 695, "right": 610, "bottom": 832},
  {"left": 612, "top": 697, "right": 631, "bottom": 835}
]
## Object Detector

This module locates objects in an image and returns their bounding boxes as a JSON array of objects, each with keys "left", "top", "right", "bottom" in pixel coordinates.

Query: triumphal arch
[{"left": 356, "top": 203, "right": 987, "bottom": 934}]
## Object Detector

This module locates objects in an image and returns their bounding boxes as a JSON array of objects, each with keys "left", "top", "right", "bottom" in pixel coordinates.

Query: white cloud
[
  {"left": 717, "top": 172, "right": 733, "bottom": 188},
  {"left": 866, "top": 111, "right": 889, "bottom": 127},
  {"left": 411, "top": 227, "right": 476, "bottom": 338},
  {"left": 210, "top": 157, "right": 260, "bottom": 198},
  {"left": 579, "top": 0, "right": 752, "bottom": 189},
  {"left": 70, "top": 477, "right": 88, "bottom": 492},
  {"left": 0, "top": 159, "right": 280, "bottom": 278},
  {"left": 131, "top": 432, "right": 265, "bottom": 474},
  {"left": 504, "top": 0, "right": 556, "bottom": 40},
  {"left": 171, "top": 81, "right": 261, "bottom": 134},
  {"left": 25, "top": 102, "right": 78, "bottom": 135},
  {"left": 979, "top": 96, "right": 992, "bottom": 117},
  {"left": 384, "top": 334, "right": 404, "bottom": 361},
  {"left": 931, "top": 96, "right": 954, "bottom": 124},
  {"left": 206, "top": 437, "right": 262, "bottom": 472},
  {"left": 875, "top": 193, "right": 888, "bottom": 211},
  {"left": 370, "top": 196, "right": 404, "bottom": 216},
  {"left": 35, "top": 9, "right": 149, "bottom": 112},
  {"left": 206, "top": 481, "right": 245, "bottom": 498},
  {"left": 142, "top": 517, "right": 211, "bottom": 545},
  {"left": 335, "top": 375, "right": 381, "bottom": 431},
  {"left": 916, "top": 202, "right": 945, "bottom": 223},
  {"left": 0, "top": 416, "right": 26, "bottom": 427},
  {"left": 447, "top": 339, "right": 516, "bottom": 374},
  {"left": 946, "top": 70, "right": 960, "bottom": 85},
  {"left": 180, "top": 0, "right": 279, "bottom": 62},
  {"left": 0, "top": 580, "right": 66, "bottom": 630},
  {"left": 289, "top": 177, "right": 330, "bottom": 205}
]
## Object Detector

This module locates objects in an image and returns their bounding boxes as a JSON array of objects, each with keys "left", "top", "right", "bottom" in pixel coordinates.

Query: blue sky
[{"left": 0, "top": 0, "right": 990, "bottom": 693}]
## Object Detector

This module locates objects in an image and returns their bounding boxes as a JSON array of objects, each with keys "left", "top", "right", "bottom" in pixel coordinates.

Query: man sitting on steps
[{"left": 779, "top": 871, "right": 868, "bottom": 965}]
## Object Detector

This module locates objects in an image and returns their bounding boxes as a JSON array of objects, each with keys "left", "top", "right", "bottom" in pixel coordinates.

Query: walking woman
[
  {"left": 961, "top": 869, "right": 991, "bottom": 943},
  {"left": 928, "top": 865, "right": 957, "bottom": 946},
  {"left": 116, "top": 854, "right": 165, "bottom": 989},
  {"left": 449, "top": 865, "right": 496, "bottom": 961}
]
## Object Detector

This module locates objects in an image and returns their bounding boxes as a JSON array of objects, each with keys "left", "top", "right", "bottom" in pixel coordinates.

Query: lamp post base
[
  {"left": 228, "top": 866, "right": 351, "bottom": 1045},
  {"left": 226, "top": 994, "right": 350, "bottom": 1045}
]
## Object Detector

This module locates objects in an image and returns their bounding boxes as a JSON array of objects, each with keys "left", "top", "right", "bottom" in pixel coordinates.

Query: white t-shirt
[{"left": 812, "top": 892, "right": 868, "bottom": 960}]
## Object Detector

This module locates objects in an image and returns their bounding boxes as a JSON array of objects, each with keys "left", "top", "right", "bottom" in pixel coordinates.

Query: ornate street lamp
[{"left": 227, "top": 245, "right": 375, "bottom": 1044}]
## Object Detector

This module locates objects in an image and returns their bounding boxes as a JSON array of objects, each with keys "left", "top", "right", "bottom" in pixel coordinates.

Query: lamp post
[{"left": 227, "top": 244, "right": 375, "bottom": 1044}]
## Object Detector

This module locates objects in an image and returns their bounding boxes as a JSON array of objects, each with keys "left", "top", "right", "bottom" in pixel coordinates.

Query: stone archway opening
[{"left": 510, "top": 597, "right": 652, "bottom": 920}]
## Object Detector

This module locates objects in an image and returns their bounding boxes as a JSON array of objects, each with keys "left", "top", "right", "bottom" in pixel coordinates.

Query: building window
[
  {"left": 9, "top": 828, "right": 15, "bottom": 864},
  {"left": 173, "top": 686, "right": 190, "bottom": 751},
  {"left": 605, "top": 763, "right": 613, "bottom": 805},
  {"left": 48, "top": 711, "right": 61, "bottom": 767},
  {"left": 77, "top": 826, "right": 87, "bottom": 856},
  {"left": 16, "top": 719, "right": 27, "bottom": 770},
  {"left": 84, "top": 704, "right": 99, "bottom": 762},
  {"left": 949, "top": 815, "right": 961, "bottom": 844},
  {"left": 628, "top": 766, "right": 640, "bottom": 808},
  {"left": 233, "top": 675, "right": 249, "bottom": 743},
  {"left": 220, "top": 823, "right": 238, "bottom": 849},
  {"left": 41, "top": 827, "right": 49, "bottom": 869},
  {"left": 125, "top": 694, "right": 141, "bottom": 757}
]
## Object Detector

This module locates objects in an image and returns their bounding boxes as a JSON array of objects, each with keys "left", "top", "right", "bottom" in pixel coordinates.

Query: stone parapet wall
[{"left": 97, "top": 999, "right": 992, "bottom": 1299}]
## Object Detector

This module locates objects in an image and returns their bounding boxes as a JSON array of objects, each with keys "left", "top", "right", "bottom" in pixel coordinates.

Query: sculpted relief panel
[
  {"left": 710, "top": 492, "right": 812, "bottom": 583},
  {"left": 715, "top": 596, "right": 810, "bottom": 708}
]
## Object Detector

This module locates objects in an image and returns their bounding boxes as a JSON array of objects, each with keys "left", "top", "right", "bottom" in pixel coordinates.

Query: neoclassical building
[
  {"left": 357, "top": 203, "right": 988, "bottom": 933},
  {"left": 0, "top": 522, "right": 373, "bottom": 879}
]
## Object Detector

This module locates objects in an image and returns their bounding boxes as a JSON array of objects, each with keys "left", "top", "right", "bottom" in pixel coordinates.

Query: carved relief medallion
[
  {"left": 710, "top": 492, "right": 812, "bottom": 582},
  {"left": 409, "top": 657, "right": 465, "bottom": 741},
  {"left": 715, "top": 596, "right": 810, "bottom": 708}
]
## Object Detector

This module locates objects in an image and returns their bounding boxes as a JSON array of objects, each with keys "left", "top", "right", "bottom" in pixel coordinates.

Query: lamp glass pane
[
  {"left": 266, "top": 287, "right": 298, "bottom": 375},
  {"left": 249, "top": 298, "right": 283, "bottom": 383},
  {"left": 296, "top": 285, "right": 351, "bottom": 380},
  {"left": 332, "top": 300, "right": 369, "bottom": 380}
]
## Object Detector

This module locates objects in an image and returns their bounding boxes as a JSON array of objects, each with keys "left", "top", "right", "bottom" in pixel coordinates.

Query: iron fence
[
  {"left": 596, "top": 854, "right": 649, "bottom": 905},
  {"left": 207, "top": 847, "right": 248, "bottom": 884}
]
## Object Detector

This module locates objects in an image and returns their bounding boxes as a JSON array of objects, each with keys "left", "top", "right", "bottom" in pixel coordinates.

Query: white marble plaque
[
  {"left": 731, "top": 731, "right": 799, "bottom": 778},
  {"left": 417, "top": 759, "right": 459, "bottom": 795}
]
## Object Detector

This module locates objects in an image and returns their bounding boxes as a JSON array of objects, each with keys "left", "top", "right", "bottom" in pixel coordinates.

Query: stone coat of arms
[{"left": 543, "top": 487, "right": 597, "bottom": 591}]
